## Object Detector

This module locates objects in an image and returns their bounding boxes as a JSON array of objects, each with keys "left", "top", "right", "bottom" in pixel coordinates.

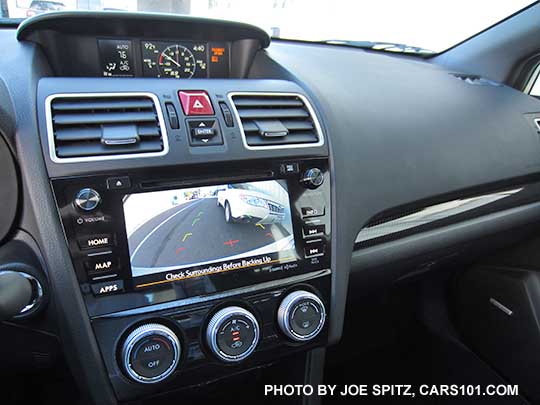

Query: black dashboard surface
[
  {"left": 250, "top": 40, "right": 540, "bottom": 313},
  {"left": 254, "top": 40, "right": 540, "bottom": 221},
  {"left": 3, "top": 13, "right": 540, "bottom": 340}
]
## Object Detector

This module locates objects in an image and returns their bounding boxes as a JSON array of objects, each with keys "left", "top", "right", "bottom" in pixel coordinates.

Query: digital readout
[{"left": 98, "top": 39, "right": 134, "bottom": 77}]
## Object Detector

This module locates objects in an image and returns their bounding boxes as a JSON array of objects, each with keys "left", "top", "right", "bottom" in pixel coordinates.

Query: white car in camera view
[{"left": 217, "top": 183, "right": 286, "bottom": 224}]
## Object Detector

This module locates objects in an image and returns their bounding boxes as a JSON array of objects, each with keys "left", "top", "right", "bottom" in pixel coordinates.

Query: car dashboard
[{"left": 3, "top": 8, "right": 540, "bottom": 405}]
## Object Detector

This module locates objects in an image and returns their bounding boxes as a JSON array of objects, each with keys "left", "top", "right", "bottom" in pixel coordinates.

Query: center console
[
  {"left": 48, "top": 108, "right": 331, "bottom": 400},
  {"left": 14, "top": 13, "right": 336, "bottom": 403}
]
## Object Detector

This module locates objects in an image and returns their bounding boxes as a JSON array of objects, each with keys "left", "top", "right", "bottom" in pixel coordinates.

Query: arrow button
[{"left": 106, "top": 176, "right": 131, "bottom": 190}]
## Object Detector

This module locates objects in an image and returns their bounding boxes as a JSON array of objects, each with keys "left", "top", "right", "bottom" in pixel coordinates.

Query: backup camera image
[{"left": 123, "top": 180, "right": 296, "bottom": 278}]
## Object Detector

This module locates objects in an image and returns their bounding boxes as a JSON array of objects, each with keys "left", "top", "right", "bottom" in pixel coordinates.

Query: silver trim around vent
[
  {"left": 45, "top": 92, "right": 169, "bottom": 163},
  {"left": 355, "top": 188, "right": 524, "bottom": 244},
  {"left": 227, "top": 92, "right": 325, "bottom": 150}
]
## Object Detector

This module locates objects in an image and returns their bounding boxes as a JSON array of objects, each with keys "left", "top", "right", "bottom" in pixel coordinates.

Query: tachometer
[{"left": 158, "top": 45, "right": 196, "bottom": 78}]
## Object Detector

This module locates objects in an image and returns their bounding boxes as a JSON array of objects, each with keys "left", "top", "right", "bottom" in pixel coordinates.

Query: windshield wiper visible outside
[{"left": 320, "top": 40, "right": 436, "bottom": 55}]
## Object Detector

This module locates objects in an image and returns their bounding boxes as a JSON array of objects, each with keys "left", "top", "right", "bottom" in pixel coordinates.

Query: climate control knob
[
  {"left": 277, "top": 290, "right": 326, "bottom": 342},
  {"left": 300, "top": 168, "right": 324, "bottom": 189},
  {"left": 121, "top": 323, "right": 181, "bottom": 384},
  {"left": 206, "top": 306, "right": 260, "bottom": 362},
  {"left": 74, "top": 188, "right": 101, "bottom": 211}
]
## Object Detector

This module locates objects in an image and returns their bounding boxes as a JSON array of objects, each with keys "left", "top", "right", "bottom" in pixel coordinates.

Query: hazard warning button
[{"left": 178, "top": 90, "right": 214, "bottom": 116}]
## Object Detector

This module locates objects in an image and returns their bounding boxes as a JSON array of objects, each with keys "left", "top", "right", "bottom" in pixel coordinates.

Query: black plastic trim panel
[
  {"left": 17, "top": 11, "right": 271, "bottom": 47},
  {"left": 38, "top": 78, "right": 328, "bottom": 178}
]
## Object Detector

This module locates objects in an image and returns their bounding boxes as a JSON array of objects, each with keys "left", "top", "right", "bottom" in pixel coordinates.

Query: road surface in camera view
[{"left": 128, "top": 197, "right": 292, "bottom": 276}]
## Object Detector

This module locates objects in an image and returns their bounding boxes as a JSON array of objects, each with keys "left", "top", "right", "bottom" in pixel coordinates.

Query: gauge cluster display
[
  {"left": 98, "top": 39, "right": 229, "bottom": 79},
  {"left": 142, "top": 41, "right": 207, "bottom": 78}
]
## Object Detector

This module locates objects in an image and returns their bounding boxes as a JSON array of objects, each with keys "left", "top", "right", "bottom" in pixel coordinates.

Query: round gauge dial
[{"left": 158, "top": 45, "right": 196, "bottom": 78}]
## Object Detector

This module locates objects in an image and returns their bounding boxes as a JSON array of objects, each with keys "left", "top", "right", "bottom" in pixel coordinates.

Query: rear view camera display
[{"left": 123, "top": 180, "right": 297, "bottom": 286}]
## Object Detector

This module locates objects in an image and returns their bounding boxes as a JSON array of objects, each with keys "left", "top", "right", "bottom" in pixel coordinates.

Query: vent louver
[
  {"left": 230, "top": 93, "right": 322, "bottom": 148},
  {"left": 47, "top": 93, "right": 167, "bottom": 162}
]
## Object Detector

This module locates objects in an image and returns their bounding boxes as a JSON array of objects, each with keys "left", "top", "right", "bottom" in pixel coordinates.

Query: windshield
[{"left": 1, "top": 0, "right": 535, "bottom": 53}]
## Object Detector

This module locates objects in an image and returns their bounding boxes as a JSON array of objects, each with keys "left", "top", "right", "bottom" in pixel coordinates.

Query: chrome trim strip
[
  {"left": 524, "top": 63, "right": 540, "bottom": 94},
  {"left": 0, "top": 271, "right": 45, "bottom": 317},
  {"left": 92, "top": 269, "right": 331, "bottom": 319},
  {"left": 355, "top": 188, "right": 524, "bottom": 244},
  {"left": 45, "top": 92, "right": 170, "bottom": 163},
  {"left": 489, "top": 298, "right": 513, "bottom": 316},
  {"left": 534, "top": 118, "right": 540, "bottom": 132},
  {"left": 227, "top": 92, "right": 325, "bottom": 151}
]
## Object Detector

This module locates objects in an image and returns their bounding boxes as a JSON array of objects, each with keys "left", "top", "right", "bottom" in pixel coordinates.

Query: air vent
[
  {"left": 230, "top": 93, "right": 323, "bottom": 148},
  {"left": 47, "top": 93, "right": 168, "bottom": 162}
]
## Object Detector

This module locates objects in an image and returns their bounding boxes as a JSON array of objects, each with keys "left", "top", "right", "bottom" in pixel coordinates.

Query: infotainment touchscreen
[{"left": 122, "top": 180, "right": 298, "bottom": 287}]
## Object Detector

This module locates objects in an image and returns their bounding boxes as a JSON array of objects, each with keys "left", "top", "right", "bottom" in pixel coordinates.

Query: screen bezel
[{"left": 52, "top": 159, "right": 331, "bottom": 317}]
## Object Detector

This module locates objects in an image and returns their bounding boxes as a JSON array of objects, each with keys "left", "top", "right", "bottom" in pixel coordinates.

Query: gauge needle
[{"left": 162, "top": 53, "right": 181, "bottom": 68}]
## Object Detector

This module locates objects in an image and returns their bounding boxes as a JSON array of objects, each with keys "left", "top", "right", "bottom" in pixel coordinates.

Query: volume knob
[{"left": 74, "top": 188, "right": 101, "bottom": 211}]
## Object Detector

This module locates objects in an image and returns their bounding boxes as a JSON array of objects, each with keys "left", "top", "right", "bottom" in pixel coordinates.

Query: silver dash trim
[
  {"left": 45, "top": 92, "right": 170, "bottom": 164},
  {"left": 91, "top": 273, "right": 119, "bottom": 281},
  {"left": 87, "top": 250, "right": 113, "bottom": 257},
  {"left": 489, "top": 298, "right": 513, "bottom": 316},
  {"left": 356, "top": 188, "right": 523, "bottom": 244},
  {"left": 227, "top": 92, "right": 325, "bottom": 151},
  {"left": 91, "top": 268, "right": 331, "bottom": 319}
]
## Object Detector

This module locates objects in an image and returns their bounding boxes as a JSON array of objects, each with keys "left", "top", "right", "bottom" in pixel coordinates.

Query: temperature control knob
[
  {"left": 74, "top": 188, "right": 101, "bottom": 211},
  {"left": 277, "top": 290, "right": 326, "bottom": 342},
  {"left": 300, "top": 168, "right": 324, "bottom": 189},
  {"left": 121, "top": 323, "right": 181, "bottom": 384},
  {"left": 206, "top": 306, "right": 260, "bottom": 362}
]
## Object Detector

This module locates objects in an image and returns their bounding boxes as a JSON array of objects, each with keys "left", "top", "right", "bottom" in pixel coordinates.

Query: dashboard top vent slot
[
  {"left": 229, "top": 93, "right": 324, "bottom": 149},
  {"left": 46, "top": 93, "right": 168, "bottom": 163}
]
